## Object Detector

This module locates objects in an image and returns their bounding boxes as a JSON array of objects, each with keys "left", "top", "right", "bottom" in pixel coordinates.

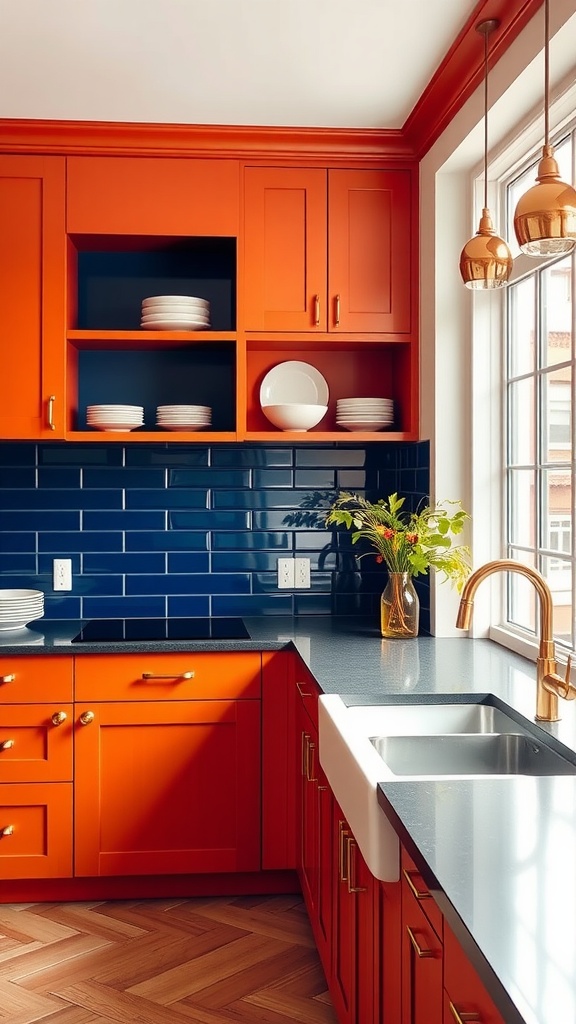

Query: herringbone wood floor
[{"left": 0, "top": 895, "right": 337, "bottom": 1024}]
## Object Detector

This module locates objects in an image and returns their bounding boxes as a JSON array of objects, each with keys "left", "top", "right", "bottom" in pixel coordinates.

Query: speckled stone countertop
[{"left": 2, "top": 615, "right": 576, "bottom": 1024}]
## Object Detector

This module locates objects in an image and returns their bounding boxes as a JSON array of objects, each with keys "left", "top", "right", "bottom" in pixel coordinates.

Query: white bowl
[
  {"left": 261, "top": 403, "right": 328, "bottom": 431},
  {"left": 142, "top": 295, "right": 209, "bottom": 306}
]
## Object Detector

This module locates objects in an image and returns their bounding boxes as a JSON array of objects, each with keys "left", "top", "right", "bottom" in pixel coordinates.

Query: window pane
[
  {"left": 507, "top": 550, "right": 537, "bottom": 634},
  {"left": 508, "top": 470, "right": 536, "bottom": 546},
  {"left": 541, "top": 555, "right": 572, "bottom": 645},
  {"left": 542, "top": 370, "right": 572, "bottom": 461},
  {"left": 541, "top": 256, "right": 572, "bottom": 369},
  {"left": 508, "top": 379, "right": 534, "bottom": 464},
  {"left": 508, "top": 276, "right": 535, "bottom": 377},
  {"left": 542, "top": 468, "right": 572, "bottom": 547}
]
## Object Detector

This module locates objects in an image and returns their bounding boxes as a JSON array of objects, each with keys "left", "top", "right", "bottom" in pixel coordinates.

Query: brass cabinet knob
[
  {"left": 0, "top": 739, "right": 14, "bottom": 751},
  {"left": 0, "top": 674, "right": 15, "bottom": 685},
  {"left": 51, "top": 711, "right": 67, "bottom": 726},
  {"left": 79, "top": 710, "right": 95, "bottom": 725},
  {"left": 1, "top": 825, "right": 14, "bottom": 837}
]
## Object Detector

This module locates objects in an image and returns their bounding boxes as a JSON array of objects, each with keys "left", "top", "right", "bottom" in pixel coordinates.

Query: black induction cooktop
[{"left": 71, "top": 617, "right": 251, "bottom": 643}]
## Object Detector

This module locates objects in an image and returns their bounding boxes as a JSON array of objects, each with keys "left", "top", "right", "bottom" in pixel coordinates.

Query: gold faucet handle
[{"left": 563, "top": 655, "right": 575, "bottom": 699}]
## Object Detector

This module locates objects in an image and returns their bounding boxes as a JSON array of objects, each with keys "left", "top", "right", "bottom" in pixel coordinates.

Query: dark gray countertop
[{"left": 2, "top": 615, "right": 575, "bottom": 1024}]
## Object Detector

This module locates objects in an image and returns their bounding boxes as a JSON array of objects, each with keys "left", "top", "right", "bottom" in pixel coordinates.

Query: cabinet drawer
[
  {"left": 294, "top": 657, "right": 321, "bottom": 731},
  {"left": 0, "top": 705, "right": 73, "bottom": 783},
  {"left": 75, "top": 652, "right": 261, "bottom": 701},
  {"left": 67, "top": 156, "right": 240, "bottom": 235},
  {"left": 402, "top": 873, "right": 443, "bottom": 1024},
  {"left": 401, "top": 846, "right": 443, "bottom": 940},
  {"left": 0, "top": 656, "right": 73, "bottom": 703},
  {"left": 444, "top": 922, "right": 505, "bottom": 1024},
  {"left": 0, "top": 783, "right": 73, "bottom": 879}
]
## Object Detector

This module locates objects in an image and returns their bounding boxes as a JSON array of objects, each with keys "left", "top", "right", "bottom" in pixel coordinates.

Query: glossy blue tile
[
  {"left": 0, "top": 511, "right": 80, "bottom": 532},
  {"left": 0, "top": 533, "right": 36, "bottom": 553},
  {"left": 167, "top": 552, "right": 210, "bottom": 573},
  {"left": 169, "top": 469, "right": 250, "bottom": 488},
  {"left": 398, "top": 469, "right": 417, "bottom": 493},
  {"left": 167, "top": 596, "right": 210, "bottom": 617},
  {"left": 126, "top": 531, "right": 208, "bottom": 551},
  {"left": 127, "top": 573, "right": 250, "bottom": 595},
  {"left": 336, "top": 470, "right": 367, "bottom": 489},
  {"left": 253, "top": 510, "right": 326, "bottom": 531},
  {"left": 82, "top": 552, "right": 166, "bottom": 574},
  {"left": 294, "top": 594, "right": 333, "bottom": 615},
  {"left": 126, "top": 490, "right": 208, "bottom": 509},
  {"left": 83, "top": 467, "right": 166, "bottom": 488},
  {"left": 83, "top": 510, "right": 165, "bottom": 531},
  {"left": 212, "top": 552, "right": 280, "bottom": 572},
  {"left": 212, "top": 489, "right": 329, "bottom": 510},
  {"left": 38, "top": 532, "right": 123, "bottom": 553},
  {"left": 295, "top": 448, "right": 366, "bottom": 467},
  {"left": 76, "top": 575, "right": 124, "bottom": 597},
  {"left": 0, "top": 554, "right": 36, "bottom": 573},
  {"left": 0, "top": 490, "right": 118, "bottom": 510},
  {"left": 212, "top": 448, "right": 293, "bottom": 467},
  {"left": 37, "top": 468, "right": 81, "bottom": 489},
  {"left": 211, "top": 594, "right": 293, "bottom": 616},
  {"left": 42, "top": 596, "right": 82, "bottom": 619},
  {"left": 83, "top": 596, "right": 167, "bottom": 618},
  {"left": 416, "top": 469, "right": 430, "bottom": 494},
  {"left": 294, "top": 469, "right": 336, "bottom": 489},
  {"left": 39, "top": 445, "right": 123, "bottom": 465},
  {"left": 38, "top": 553, "right": 81, "bottom": 575},
  {"left": 169, "top": 510, "right": 250, "bottom": 530},
  {"left": 211, "top": 531, "right": 290, "bottom": 551},
  {"left": 0, "top": 467, "right": 36, "bottom": 487},
  {"left": 126, "top": 446, "right": 209, "bottom": 467},
  {"left": 252, "top": 470, "right": 293, "bottom": 488},
  {"left": 0, "top": 444, "right": 36, "bottom": 465},
  {"left": 294, "top": 531, "right": 333, "bottom": 551}
]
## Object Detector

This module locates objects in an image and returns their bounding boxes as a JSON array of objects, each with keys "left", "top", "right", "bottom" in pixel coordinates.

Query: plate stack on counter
[
  {"left": 156, "top": 405, "right": 212, "bottom": 431},
  {"left": 336, "top": 397, "right": 394, "bottom": 431},
  {"left": 140, "top": 295, "right": 211, "bottom": 331},
  {"left": 0, "top": 588, "right": 44, "bottom": 630},
  {"left": 87, "top": 405, "right": 145, "bottom": 432}
]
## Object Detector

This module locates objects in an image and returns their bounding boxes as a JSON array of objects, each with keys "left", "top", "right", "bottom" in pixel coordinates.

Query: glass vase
[{"left": 380, "top": 572, "right": 420, "bottom": 638}]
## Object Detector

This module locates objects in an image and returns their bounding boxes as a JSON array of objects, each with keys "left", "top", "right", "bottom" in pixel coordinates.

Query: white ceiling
[{"left": 0, "top": 0, "right": 476, "bottom": 129}]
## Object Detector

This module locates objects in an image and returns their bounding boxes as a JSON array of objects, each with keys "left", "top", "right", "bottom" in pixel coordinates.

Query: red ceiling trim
[{"left": 403, "top": 0, "right": 544, "bottom": 158}]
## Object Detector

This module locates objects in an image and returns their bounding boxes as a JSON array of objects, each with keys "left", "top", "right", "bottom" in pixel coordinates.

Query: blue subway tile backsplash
[{"left": 0, "top": 441, "right": 430, "bottom": 630}]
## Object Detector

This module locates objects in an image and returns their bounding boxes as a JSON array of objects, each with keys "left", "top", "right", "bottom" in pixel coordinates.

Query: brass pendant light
[
  {"left": 513, "top": 0, "right": 576, "bottom": 256},
  {"left": 460, "top": 20, "right": 513, "bottom": 290}
]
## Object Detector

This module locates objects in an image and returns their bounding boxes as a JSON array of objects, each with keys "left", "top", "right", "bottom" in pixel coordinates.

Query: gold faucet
[{"left": 456, "top": 559, "right": 575, "bottom": 722}]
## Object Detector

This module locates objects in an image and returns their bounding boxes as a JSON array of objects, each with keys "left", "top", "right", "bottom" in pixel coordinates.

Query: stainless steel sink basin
[
  {"left": 370, "top": 732, "right": 576, "bottom": 777},
  {"left": 360, "top": 702, "right": 526, "bottom": 736}
]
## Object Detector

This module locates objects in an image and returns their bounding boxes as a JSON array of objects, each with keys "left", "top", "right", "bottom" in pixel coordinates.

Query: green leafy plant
[{"left": 325, "top": 491, "right": 471, "bottom": 591}]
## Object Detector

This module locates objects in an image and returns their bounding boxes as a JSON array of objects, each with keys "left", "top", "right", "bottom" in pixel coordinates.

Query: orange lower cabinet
[
  {"left": 0, "top": 783, "right": 73, "bottom": 878},
  {"left": 444, "top": 922, "right": 506, "bottom": 1024},
  {"left": 401, "top": 869, "right": 443, "bottom": 1024},
  {"left": 0, "top": 704, "right": 73, "bottom": 783},
  {"left": 74, "top": 699, "right": 261, "bottom": 877}
]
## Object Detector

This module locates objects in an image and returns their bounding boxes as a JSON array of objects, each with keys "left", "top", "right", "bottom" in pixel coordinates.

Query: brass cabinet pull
[
  {"left": 449, "top": 1002, "right": 481, "bottom": 1023},
  {"left": 406, "top": 926, "right": 435, "bottom": 958},
  {"left": 313, "top": 294, "right": 320, "bottom": 326},
  {"left": 301, "top": 731, "right": 308, "bottom": 776},
  {"left": 338, "top": 820, "right": 350, "bottom": 882},
  {"left": 79, "top": 710, "right": 95, "bottom": 725},
  {"left": 47, "top": 394, "right": 56, "bottom": 430},
  {"left": 403, "top": 868, "right": 431, "bottom": 900},
  {"left": 334, "top": 294, "right": 341, "bottom": 326},
  {"left": 296, "top": 681, "right": 311, "bottom": 697},
  {"left": 0, "top": 674, "right": 15, "bottom": 685},
  {"left": 1, "top": 825, "right": 14, "bottom": 837},
  {"left": 347, "top": 838, "right": 367, "bottom": 893},
  {"left": 51, "top": 711, "right": 67, "bottom": 727},
  {"left": 0, "top": 739, "right": 14, "bottom": 751},
  {"left": 141, "top": 671, "right": 194, "bottom": 680}
]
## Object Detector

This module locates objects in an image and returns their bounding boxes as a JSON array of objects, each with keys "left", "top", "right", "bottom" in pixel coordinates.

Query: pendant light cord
[
  {"left": 544, "top": 0, "right": 549, "bottom": 146},
  {"left": 483, "top": 26, "right": 489, "bottom": 210}
]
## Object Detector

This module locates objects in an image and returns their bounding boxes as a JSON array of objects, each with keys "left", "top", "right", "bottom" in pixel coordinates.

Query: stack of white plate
[
  {"left": 0, "top": 588, "right": 44, "bottom": 631},
  {"left": 336, "top": 397, "right": 394, "bottom": 431},
  {"left": 156, "top": 405, "right": 212, "bottom": 431},
  {"left": 141, "top": 295, "right": 211, "bottom": 331},
  {"left": 87, "top": 405, "right": 145, "bottom": 432}
]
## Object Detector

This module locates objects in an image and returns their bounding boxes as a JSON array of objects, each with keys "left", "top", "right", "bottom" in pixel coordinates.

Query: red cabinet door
[
  {"left": 444, "top": 922, "right": 506, "bottom": 1024},
  {"left": 74, "top": 699, "right": 261, "bottom": 877},
  {"left": 296, "top": 696, "right": 319, "bottom": 912},
  {"left": 328, "top": 168, "right": 413, "bottom": 334},
  {"left": 243, "top": 166, "right": 327, "bottom": 331},
  {"left": 401, "top": 873, "right": 443, "bottom": 1024},
  {"left": 0, "top": 155, "right": 66, "bottom": 438}
]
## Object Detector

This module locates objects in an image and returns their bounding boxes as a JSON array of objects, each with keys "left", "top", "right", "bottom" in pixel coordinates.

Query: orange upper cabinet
[
  {"left": 67, "top": 156, "right": 240, "bottom": 236},
  {"left": 243, "top": 166, "right": 413, "bottom": 334},
  {"left": 0, "top": 155, "right": 66, "bottom": 438}
]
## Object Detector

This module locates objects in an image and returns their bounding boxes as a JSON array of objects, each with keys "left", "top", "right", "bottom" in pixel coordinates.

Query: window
[{"left": 503, "top": 129, "right": 575, "bottom": 651}]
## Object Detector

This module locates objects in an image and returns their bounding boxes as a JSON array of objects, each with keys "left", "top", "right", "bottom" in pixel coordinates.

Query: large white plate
[
  {"left": 140, "top": 321, "right": 210, "bottom": 331},
  {"left": 260, "top": 361, "right": 329, "bottom": 407}
]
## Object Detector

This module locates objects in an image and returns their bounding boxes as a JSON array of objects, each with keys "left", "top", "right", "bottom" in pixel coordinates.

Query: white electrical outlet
[
  {"left": 53, "top": 558, "right": 72, "bottom": 591},
  {"left": 277, "top": 557, "right": 295, "bottom": 589},
  {"left": 294, "top": 557, "right": 311, "bottom": 588}
]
